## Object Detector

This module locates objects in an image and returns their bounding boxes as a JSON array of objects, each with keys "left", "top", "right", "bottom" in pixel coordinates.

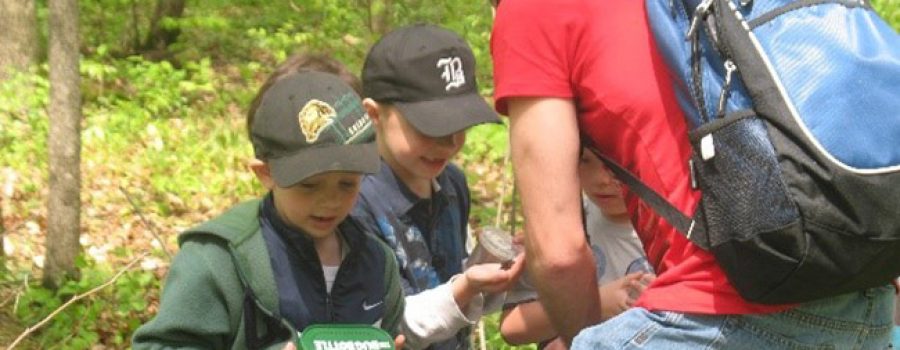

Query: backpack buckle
[
  {"left": 686, "top": 0, "right": 714, "bottom": 41},
  {"left": 700, "top": 134, "right": 716, "bottom": 160}
]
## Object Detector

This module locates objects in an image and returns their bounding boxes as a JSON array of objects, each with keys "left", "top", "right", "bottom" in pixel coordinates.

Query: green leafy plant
[
  {"left": 13, "top": 254, "right": 159, "bottom": 348},
  {"left": 873, "top": 0, "right": 900, "bottom": 31}
]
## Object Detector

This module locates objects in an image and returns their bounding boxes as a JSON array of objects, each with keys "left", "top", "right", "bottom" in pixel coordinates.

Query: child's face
[
  {"left": 578, "top": 150, "right": 628, "bottom": 219},
  {"left": 376, "top": 106, "right": 466, "bottom": 185},
  {"left": 271, "top": 171, "right": 363, "bottom": 239}
]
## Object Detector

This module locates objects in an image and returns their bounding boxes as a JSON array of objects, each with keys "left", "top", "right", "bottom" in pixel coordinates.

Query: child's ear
[
  {"left": 362, "top": 98, "right": 382, "bottom": 125},
  {"left": 248, "top": 159, "right": 277, "bottom": 190}
]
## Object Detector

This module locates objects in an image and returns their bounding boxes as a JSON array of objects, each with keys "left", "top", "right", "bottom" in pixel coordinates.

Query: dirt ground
[
  {"left": 0, "top": 275, "right": 38, "bottom": 350},
  {"left": 0, "top": 310, "right": 38, "bottom": 350}
]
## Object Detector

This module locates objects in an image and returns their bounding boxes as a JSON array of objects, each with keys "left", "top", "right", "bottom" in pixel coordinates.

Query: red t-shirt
[{"left": 491, "top": 0, "right": 791, "bottom": 314}]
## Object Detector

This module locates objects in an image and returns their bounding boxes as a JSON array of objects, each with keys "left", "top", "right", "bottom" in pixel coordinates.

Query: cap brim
[
  {"left": 269, "top": 142, "right": 379, "bottom": 188},
  {"left": 394, "top": 93, "right": 501, "bottom": 137}
]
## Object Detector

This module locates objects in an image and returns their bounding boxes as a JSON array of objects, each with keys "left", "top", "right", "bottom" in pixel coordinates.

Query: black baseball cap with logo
[
  {"left": 362, "top": 24, "right": 500, "bottom": 137},
  {"left": 251, "top": 71, "right": 379, "bottom": 188}
]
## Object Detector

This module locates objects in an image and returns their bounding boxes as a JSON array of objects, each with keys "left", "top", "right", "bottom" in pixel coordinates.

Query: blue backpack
[{"left": 595, "top": 0, "right": 900, "bottom": 304}]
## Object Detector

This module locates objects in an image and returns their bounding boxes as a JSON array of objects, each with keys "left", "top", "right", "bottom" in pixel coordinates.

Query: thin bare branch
[
  {"left": 13, "top": 274, "right": 28, "bottom": 313},
  {"left": 119, "top": 186, "right": 173, "bottom": 259},
  {"left": 6, "top": 252, "right": 148, "bottom": 350},
  {"left": 0, "top": 282, "right": 24, "bottom": 308},
  {"left": 478, "top": 320, "right": 487, "bottom": 350},
  {"left": 494, "top": 146, "right": 512, "bottom": 228},
  {"left": 288, "top": 0, "right": 302, "bottom": 13}
]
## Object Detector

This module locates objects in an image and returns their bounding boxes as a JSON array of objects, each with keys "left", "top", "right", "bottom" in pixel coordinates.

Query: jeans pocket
[{"left": 734, "top": 315, "right": 837, "bottom": 350}]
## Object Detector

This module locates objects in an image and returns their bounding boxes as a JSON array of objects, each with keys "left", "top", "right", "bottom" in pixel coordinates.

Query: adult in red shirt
[{"left": 491, "top": 0, "right": 895, "bottom": 348}]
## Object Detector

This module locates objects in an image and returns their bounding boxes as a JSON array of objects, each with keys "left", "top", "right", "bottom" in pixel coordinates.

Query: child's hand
[
  {"left": 598, "top": 272, "right": 655, "bottom": 320},
  {"left": 452, "top": 254, "right": 525, "bottom": 307},
  {"left": 394, "top": 334, "right": 405, "bottom": 350},
  {"left": 464, "top": 253, "right": 526, "bottom": 294},
  {"left": 630, "top": 272, "right": 655, "bottom": 300}
]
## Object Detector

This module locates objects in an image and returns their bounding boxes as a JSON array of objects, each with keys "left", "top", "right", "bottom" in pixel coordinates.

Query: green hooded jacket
[{"left": 132, "top": 199, "right": 404, "bottom": 350}]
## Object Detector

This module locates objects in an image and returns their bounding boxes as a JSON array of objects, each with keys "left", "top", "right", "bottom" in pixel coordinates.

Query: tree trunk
[
  {"left": 44, "top": 0, "right": 82, "bottom": 289},
  {"left": 0, "top": 0, "right": 38, "bottom": 77},
  {"left": 140, "top": 0, "right": 186, "bottom": 58},
  {"left": 370, "top": 0, "right": 393, "bottom": 36}
]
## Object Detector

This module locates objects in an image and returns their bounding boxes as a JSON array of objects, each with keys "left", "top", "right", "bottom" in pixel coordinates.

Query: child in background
[
  {"left": 133, "top": 55, "right": 404, "bottom": 349},
  {"left": 499, "top": 148, "right": 655, "bottom": 349},
  {"left": 352, "top": 24, "right": 525, "bottom": 350}
]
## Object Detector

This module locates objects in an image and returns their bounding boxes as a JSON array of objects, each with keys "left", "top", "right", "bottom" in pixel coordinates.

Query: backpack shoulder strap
[
  {"left": 376, "top": 236, "right": 404, "bottom": 335},
  {"left": 584, "top": 143, "right": 710, "bottom": 249},
  {"left": 179, "top": 199, "right": 261, "bottom": 246},
  {"left": 440, "top": 163, "right": 472, "bottom": 250},
  {"left": 179, "top": 199, "right": 280, "bottom": 313}
]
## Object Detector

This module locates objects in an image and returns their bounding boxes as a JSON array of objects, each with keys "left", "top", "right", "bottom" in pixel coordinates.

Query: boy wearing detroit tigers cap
[
  {"left": 351, "top": 24, "right": 525, "bottom": 350},
  {"left": 134, "top": 70, "right": 405, "bottom": 349}
]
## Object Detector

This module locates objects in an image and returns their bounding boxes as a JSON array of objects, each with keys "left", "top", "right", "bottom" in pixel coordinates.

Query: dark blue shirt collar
[{"left": 370, "top": 158, "right": 457, "bottom": 215}]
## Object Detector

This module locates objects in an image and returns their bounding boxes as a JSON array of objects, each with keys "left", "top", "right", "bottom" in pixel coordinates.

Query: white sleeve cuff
[{"left": 400, "top": 275, "right": 482, "bottom": 349}]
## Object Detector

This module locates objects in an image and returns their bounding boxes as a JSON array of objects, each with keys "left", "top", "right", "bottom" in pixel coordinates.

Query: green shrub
[{"left": 13, "top": 254, "right": 159, "bottom": 348}]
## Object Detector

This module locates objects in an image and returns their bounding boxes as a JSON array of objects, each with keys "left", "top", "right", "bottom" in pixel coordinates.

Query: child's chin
[{"left": 304, "top": 222, "right": 340, "bottom": 237}]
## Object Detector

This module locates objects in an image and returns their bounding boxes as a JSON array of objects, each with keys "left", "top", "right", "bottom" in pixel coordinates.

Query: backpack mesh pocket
[{"left": 691, "top": 114, "right": 799, "bottom": 246}]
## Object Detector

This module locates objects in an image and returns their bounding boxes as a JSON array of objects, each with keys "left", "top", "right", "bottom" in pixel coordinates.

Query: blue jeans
[{"left": 572, "top": 285, "right": 894, "bottom": 349}]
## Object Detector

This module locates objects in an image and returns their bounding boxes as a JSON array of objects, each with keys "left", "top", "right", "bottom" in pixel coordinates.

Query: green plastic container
[{"left": 298, "top": 324, "right": 394, "bottom": 350}]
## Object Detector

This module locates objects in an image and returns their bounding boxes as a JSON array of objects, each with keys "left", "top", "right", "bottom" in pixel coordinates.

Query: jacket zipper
[
  {"left": 326, "top": 235, "right": 353, "bottom": 322},
  {"left": 325, "top": 294, "right": 334, "bottom": 321}
]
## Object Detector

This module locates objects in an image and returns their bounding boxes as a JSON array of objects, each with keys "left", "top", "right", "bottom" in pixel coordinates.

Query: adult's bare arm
[
  {"left": 499, "top": 300, "right": 557, "bottom": 344},
  {"left": 506, "top": 97, "right": 602, "bottom": 345}
]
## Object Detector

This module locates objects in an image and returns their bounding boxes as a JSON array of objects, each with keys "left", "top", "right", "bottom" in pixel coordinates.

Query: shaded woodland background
[{"left": 0, "top": 0, "right": 897, "bottom": 348}]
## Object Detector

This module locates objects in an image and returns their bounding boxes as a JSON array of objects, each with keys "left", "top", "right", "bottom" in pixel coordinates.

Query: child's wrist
[{"left": 451, "top": 273, "right": 479, "bottom": 307}]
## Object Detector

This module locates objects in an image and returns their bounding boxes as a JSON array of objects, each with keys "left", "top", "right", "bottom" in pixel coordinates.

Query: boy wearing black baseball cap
[
  {"left": 352, "top": 24, "right": 525, "bottom": 350},
  {"left": 134, "top": 62, "right": 405, "bottom": 349}
]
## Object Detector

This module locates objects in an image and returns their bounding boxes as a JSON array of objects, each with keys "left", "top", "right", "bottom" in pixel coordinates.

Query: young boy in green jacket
[{"left": 133, "top": 55, "right": 404, "bottom": 350}]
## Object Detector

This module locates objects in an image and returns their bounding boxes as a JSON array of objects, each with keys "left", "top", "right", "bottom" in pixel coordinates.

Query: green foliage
[
  {"left": 460, "top": 122, "right": 508, "bottom": 165},
  {"left": 873, "top": 0, "right": 900, "bottom": 31},
  {"left": 13, "top": 254, "right": 159, "bottom": 348},
  {"left": 77, "top": 0, "right": 156, "bottom": 56},
  {"left": 459, "top": 122, "right": 514, "bottom": 226},
  {"left": 2, "top": 44, "right": 259, "bottom": 348},
  {"left": 0, "top": 68, "right": 50, "bottom": 199},
  {"left": 479, "top": 314, "right": 538, "bottom": 350}
]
